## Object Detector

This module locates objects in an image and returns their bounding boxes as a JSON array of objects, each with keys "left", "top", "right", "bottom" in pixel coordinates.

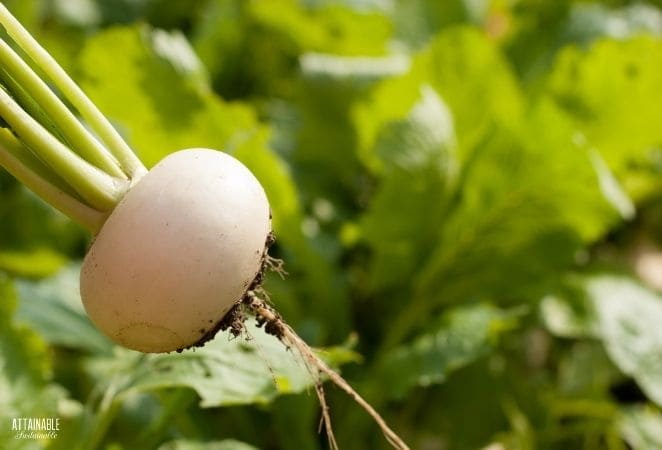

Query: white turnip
[{"left": 80, "top": 148, "right": 271, "bottom": 353}]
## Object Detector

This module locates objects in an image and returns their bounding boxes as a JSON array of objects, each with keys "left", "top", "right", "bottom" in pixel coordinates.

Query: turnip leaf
[
  {"left": 15, "top": 263, "right": 113, "bottom": 354},
  {"left": 548, "top": 36, "right": 662, "bottom": 200},
  {"left": 379, "top": 303, "right": 522, "bottom": 399},
  {"left": 0, "top": 275, "right": 70, "bottom": 444}
]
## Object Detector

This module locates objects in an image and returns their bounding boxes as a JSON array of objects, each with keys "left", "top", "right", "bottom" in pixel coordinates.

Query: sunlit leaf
[
  {"left": 379, "top": 303, "right": 522, "bottom": 398},
  {"left": 562, "top": 3, "right": 662, "bottom": 45},
  {"left": 548, "top": 36, "right": 662, "bottom": 198},
  {"left": 582, "top": 275, "right": 662, "bottom": 408},
  {"left": 76, "top": 25, "right": 261, "bottom": 168},
  {"left": 416, "top": 101, "right": 619, "bottom": 305},
  {"left": 193, "top": 0, "right": 390, "bottom": 100},
  {"left": 0, "top": 247, "right": 67, "bottom": 278},
  {"left": 247, "top": 0, "right": 391, "bottom": 56},
  {"left": 360, "top": 86, "right": 457, "bottom": 289},
  {"left": 619, "top": 406, "right": 662, "bottom": 450},
  {"left": 389, "top": 0, "right": 481, "bottom": 49},
  {"left": 87, "top": 322, "right": 357, "bottom": 408},
  {"left": 547, "top": 273, "right": 662, "bottom": 409},
  {"left": 540, "top": 294, "right": 592, "bottom": 339},
  {"left": 355, "top": 26, "right": 523, "bottom": 169}
]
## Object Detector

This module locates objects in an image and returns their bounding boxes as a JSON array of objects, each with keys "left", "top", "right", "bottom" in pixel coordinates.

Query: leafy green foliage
[
  {"left": 619, "top": 406, "right": 662, "bottom": 450},
  {"left": 95, "top": 322, "right": 356, "bottom": 408},
  {"left": 192, "top": 0, "right": 391, "bottom": 99},
  {"left": 0, "top": 275, "right": 68, "bottom": 448},
  {"left": 548, "top": 275, "right": 662, "bottom": 408},
  {"left": 548, "top": 36, "right": 662, "bottom": 198},
  {"left": 380, "top": 303, "right": 522, "bottom": 399},
  {"left": 2, "top": 0, "right": 662, "bottom": 449},
  {"left": 76, "top": 26, "right": 259, "bottom": 168},
  {"left": 359, "top": 85, "right": 457, "bottom": 290},
  {"left": 16, "top": 264, "right": 113, "bottom": 354}
]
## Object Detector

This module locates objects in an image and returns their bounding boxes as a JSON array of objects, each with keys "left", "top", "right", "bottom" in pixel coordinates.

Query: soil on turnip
[{"left": 180, "top": 231, "right": 281, "bottom": 352}]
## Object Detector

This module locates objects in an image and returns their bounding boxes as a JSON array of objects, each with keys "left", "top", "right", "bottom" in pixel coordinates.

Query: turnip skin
[{"left": 80, "top": 148, "right": 271, "bottom": 353}]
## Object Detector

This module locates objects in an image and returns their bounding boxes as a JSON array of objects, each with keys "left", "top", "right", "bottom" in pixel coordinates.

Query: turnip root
[{"left": 80, "top": 148, "right": 271, "bottom": 353}]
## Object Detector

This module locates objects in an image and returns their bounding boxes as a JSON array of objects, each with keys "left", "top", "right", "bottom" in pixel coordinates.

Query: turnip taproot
[
  {"left": 81, "top": 149, "right": 271, "bottom": 352},
  {"left": 0, "top": 6, "right": 409, "bottom": 449}
]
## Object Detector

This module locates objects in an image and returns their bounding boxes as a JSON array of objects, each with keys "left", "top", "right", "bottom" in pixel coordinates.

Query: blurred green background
[{"left": 2, "top": 0, "right": 662, "bottom": 449}]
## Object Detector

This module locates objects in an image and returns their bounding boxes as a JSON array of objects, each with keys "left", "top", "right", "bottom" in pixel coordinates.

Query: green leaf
[
  {"left": 416, "top": 101, "right": 619, "bottom": 304},
  {"left": 411, "top": 26, "right": 522, "bottom": 150},
  {"left": 619, "top": 406, "right": 662, "bottom": 450},
  {"left": 562, "top": 3, "right": 662, "bottom": 46},
  {"left": 0, "top": 247, "right": 67, "bottom": 278},
  {"left": 389, "top": 0, "right": 482, "bottom": 50},
  {"left": 581, "top": 275, "right": 662, "bottom": 408},
  {"left": 159, "top": 439, "right": 259, "bottom": 450},
  {"left": 247, "top": 0, "right": 391, "bottom": 56},
  {"left": 556, "top": 341, "right": 621, "bottom": 397},
  {"left": 193, "top": 0, "right": 391, "bottom": 98},
  {"left": 360, "top": 85, "right": 457, "bottom": 289},
  {"left": 548, "top": 36, "right": 662, "bottom": 199},
  {"left": 89, "top": 322, "right": 357, "bottom": 408},
  {"left": 300, "top": 53, "right": 409, "bottom": 83},
  {"left": 51, "top": 0, "right": 101, "bottom": 27},
  {"left": 353, "top": 32, "right": 620, "bottom": 351},
  {"left": 379, "top": 303, "right": 522, "bottom": 399},
  {"left": 355, "top": 26, "right": 524, "bottom": 168},
  {"left": 0, "top": 274, "right": 67, "bottom": 446},
  {"left": 76, "top": 25, "right": 262, "bottom": 168},
  {"left": 354, "top": 28, "right": 527, "bottom": 294},
  {"left": 540, "top": 293, "right": 593, "bottom": 339},
  {"left": 549, "top": 273, "right": 662, "bottom": 410},
  {"left": 15, "top": 263, "right": 113, "bottom": 354},
  {"left": 0, "top": 275, "right": 51, "bottom": 382}
]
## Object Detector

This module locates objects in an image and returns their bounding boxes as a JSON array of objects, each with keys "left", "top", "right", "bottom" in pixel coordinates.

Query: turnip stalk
[
  {"left": 0, "top": 130, "right": 105, "bottom": 230},
  {"left": 0, "top": 3, "right": 146, "bottom": 179},
  {"left": 0, "top": 87, "right": 126, "bottom": 211},
  {"left": 0, "top": 7, "right": 410, "bottom": 450},
  {"left": 0, "top": 66, "right": 67, "bottom": 144},
  {"left": 0, "top": 38, "right": 126, "bottom": 178}
]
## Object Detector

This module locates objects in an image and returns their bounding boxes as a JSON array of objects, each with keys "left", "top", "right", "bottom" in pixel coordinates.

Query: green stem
[
  {"left": 0, "top": 38, "right": 127, "bottom": 179},
  {"left": 78, "top": 382, "right": 123, "bottom": 450},
  {"left": 0, "top": 129, "right": 104, "bottom": 232},
  {"left": 0, "top": 87, "right": 127, "bottom": 211},
  {"left": 135, "top": 390, "right": 196, "bottom": 449},
  {"left": 0, "top": 3, "right": 147, "bottom": 179},
  {"left": 0, "top": 67, "right": 66, "bottom": 143},
  {"left": 77, "top": 353, "right": 148, "bottom": 450}
]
